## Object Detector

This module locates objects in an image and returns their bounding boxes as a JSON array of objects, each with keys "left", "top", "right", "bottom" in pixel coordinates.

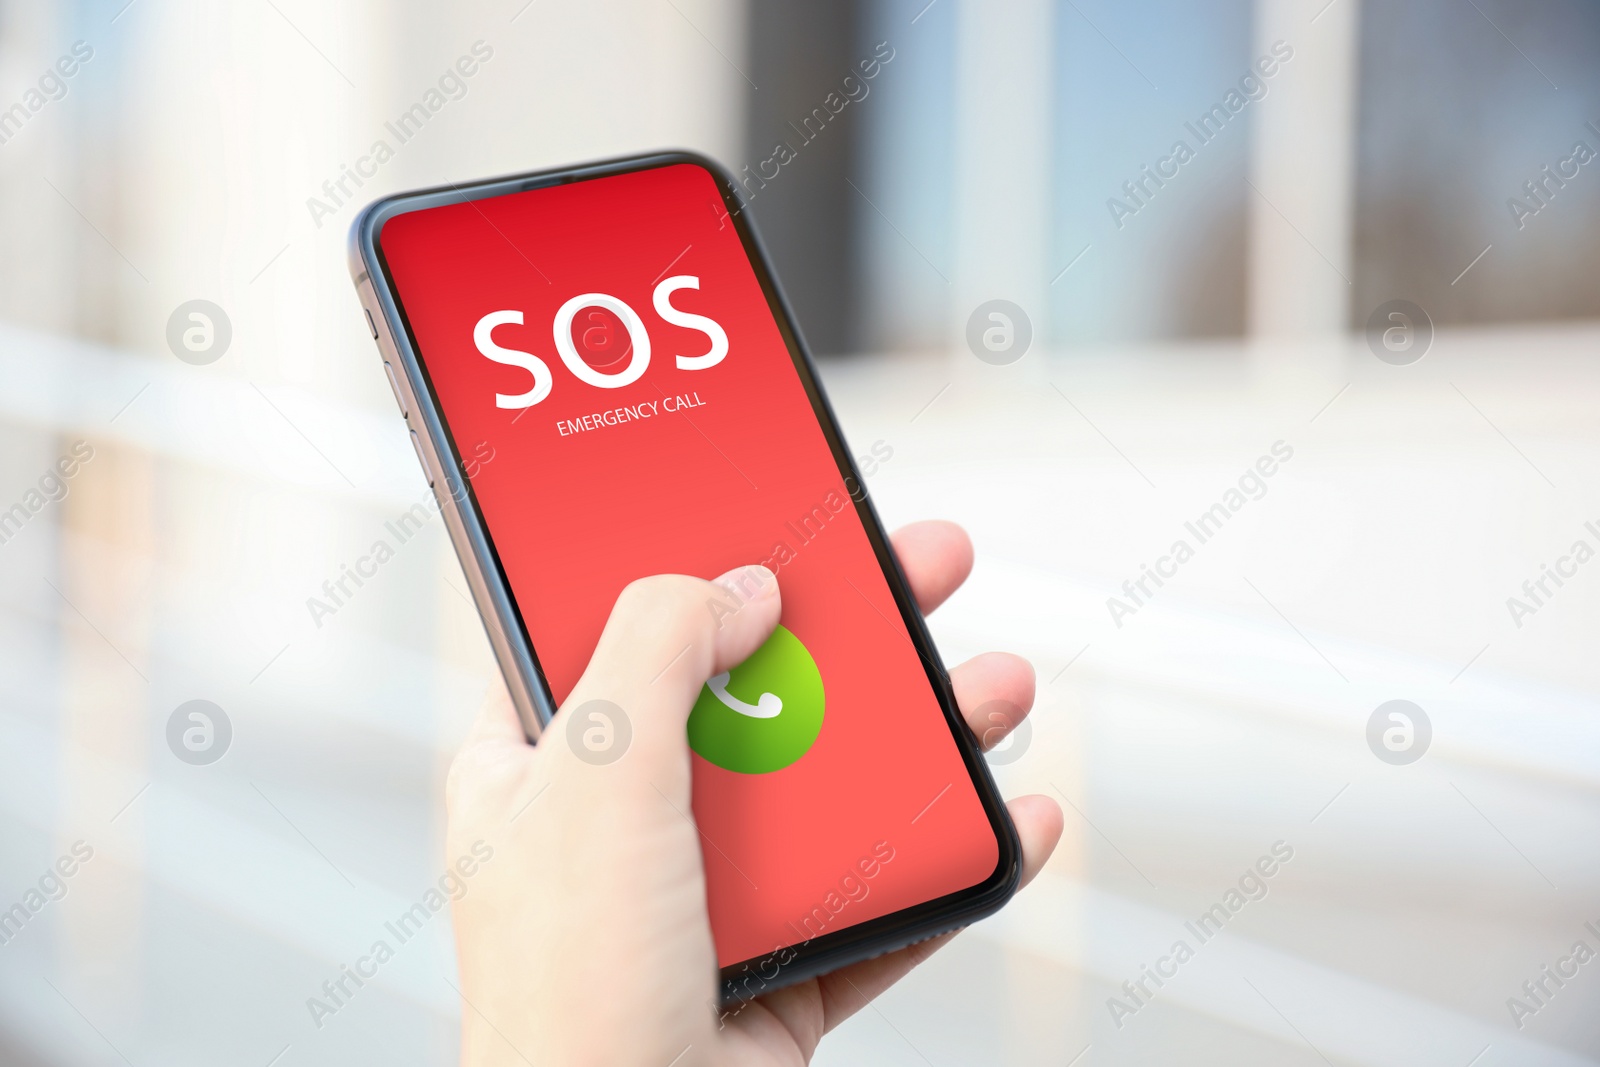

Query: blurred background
[{"left": 2, "top": 0, "right": 1599, "bottom": 1063}]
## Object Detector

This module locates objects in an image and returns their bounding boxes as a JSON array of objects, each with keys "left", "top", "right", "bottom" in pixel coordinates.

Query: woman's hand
[{"left": 446, "top": 520, "right": 1063, "bottom": 1066}]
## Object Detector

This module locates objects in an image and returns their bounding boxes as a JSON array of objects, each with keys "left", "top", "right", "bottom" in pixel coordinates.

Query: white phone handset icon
[{"left": 706, "top": 672, "right": 783, "bottom": 719}]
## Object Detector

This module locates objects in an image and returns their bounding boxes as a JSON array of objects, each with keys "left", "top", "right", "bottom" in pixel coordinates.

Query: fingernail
[{"left": 715, "top": 564, "right": 777, "bottom": 603}]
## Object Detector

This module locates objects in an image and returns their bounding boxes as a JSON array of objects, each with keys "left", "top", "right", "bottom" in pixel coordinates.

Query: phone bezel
[{"left": 348, "top": 150, "right": 1021, "bottom": 1005}]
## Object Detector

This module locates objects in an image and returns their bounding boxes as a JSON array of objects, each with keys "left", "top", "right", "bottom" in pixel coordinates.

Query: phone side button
[
  {"left": 382, "top": 361, "right": 408, "bottom": 417},
  {"left": 409, "top": 429, "right": 434, "bottom": 487},
  {"left": 364, "top": 307, "right": 380, "bottom": 338}
]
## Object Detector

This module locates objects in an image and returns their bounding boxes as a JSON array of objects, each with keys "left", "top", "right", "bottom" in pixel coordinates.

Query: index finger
[{"left": 889, "top": 520, "right": 974, "bottom": 614}]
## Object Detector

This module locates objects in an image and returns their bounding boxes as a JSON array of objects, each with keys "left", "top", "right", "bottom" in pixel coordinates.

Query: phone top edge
[{"left": 347, "top": 149, "right": 740, "bottom": 279}]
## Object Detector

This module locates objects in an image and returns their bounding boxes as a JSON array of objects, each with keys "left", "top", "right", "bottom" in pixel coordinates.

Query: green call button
[{"left": 687, "top": 624, "right": 825, "bottom": 774}]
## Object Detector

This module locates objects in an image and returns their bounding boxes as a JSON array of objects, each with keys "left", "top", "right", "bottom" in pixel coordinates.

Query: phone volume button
[
  {"left": 409, "top": 429, "right": 434, "bottom": 487},
  {"left": 364, "top": 307, "right": 380, "bottom": 338},
  {"left": 383, "top": 362, "right": 408, "bottom": 418}
]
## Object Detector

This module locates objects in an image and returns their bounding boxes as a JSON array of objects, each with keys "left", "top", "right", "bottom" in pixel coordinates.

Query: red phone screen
[{"left": 379, "top": 162, "right": 997, "bottom": 967}]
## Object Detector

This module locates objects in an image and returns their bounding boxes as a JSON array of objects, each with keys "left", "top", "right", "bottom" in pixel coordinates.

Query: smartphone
[{"left": 348, "top": 152, "right": 1019, "bottom": 1004}]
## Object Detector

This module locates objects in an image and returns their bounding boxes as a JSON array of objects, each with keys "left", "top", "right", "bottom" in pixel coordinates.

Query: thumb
[{"left": 554, "top": 565, "right": 781, "bottom": 777}]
